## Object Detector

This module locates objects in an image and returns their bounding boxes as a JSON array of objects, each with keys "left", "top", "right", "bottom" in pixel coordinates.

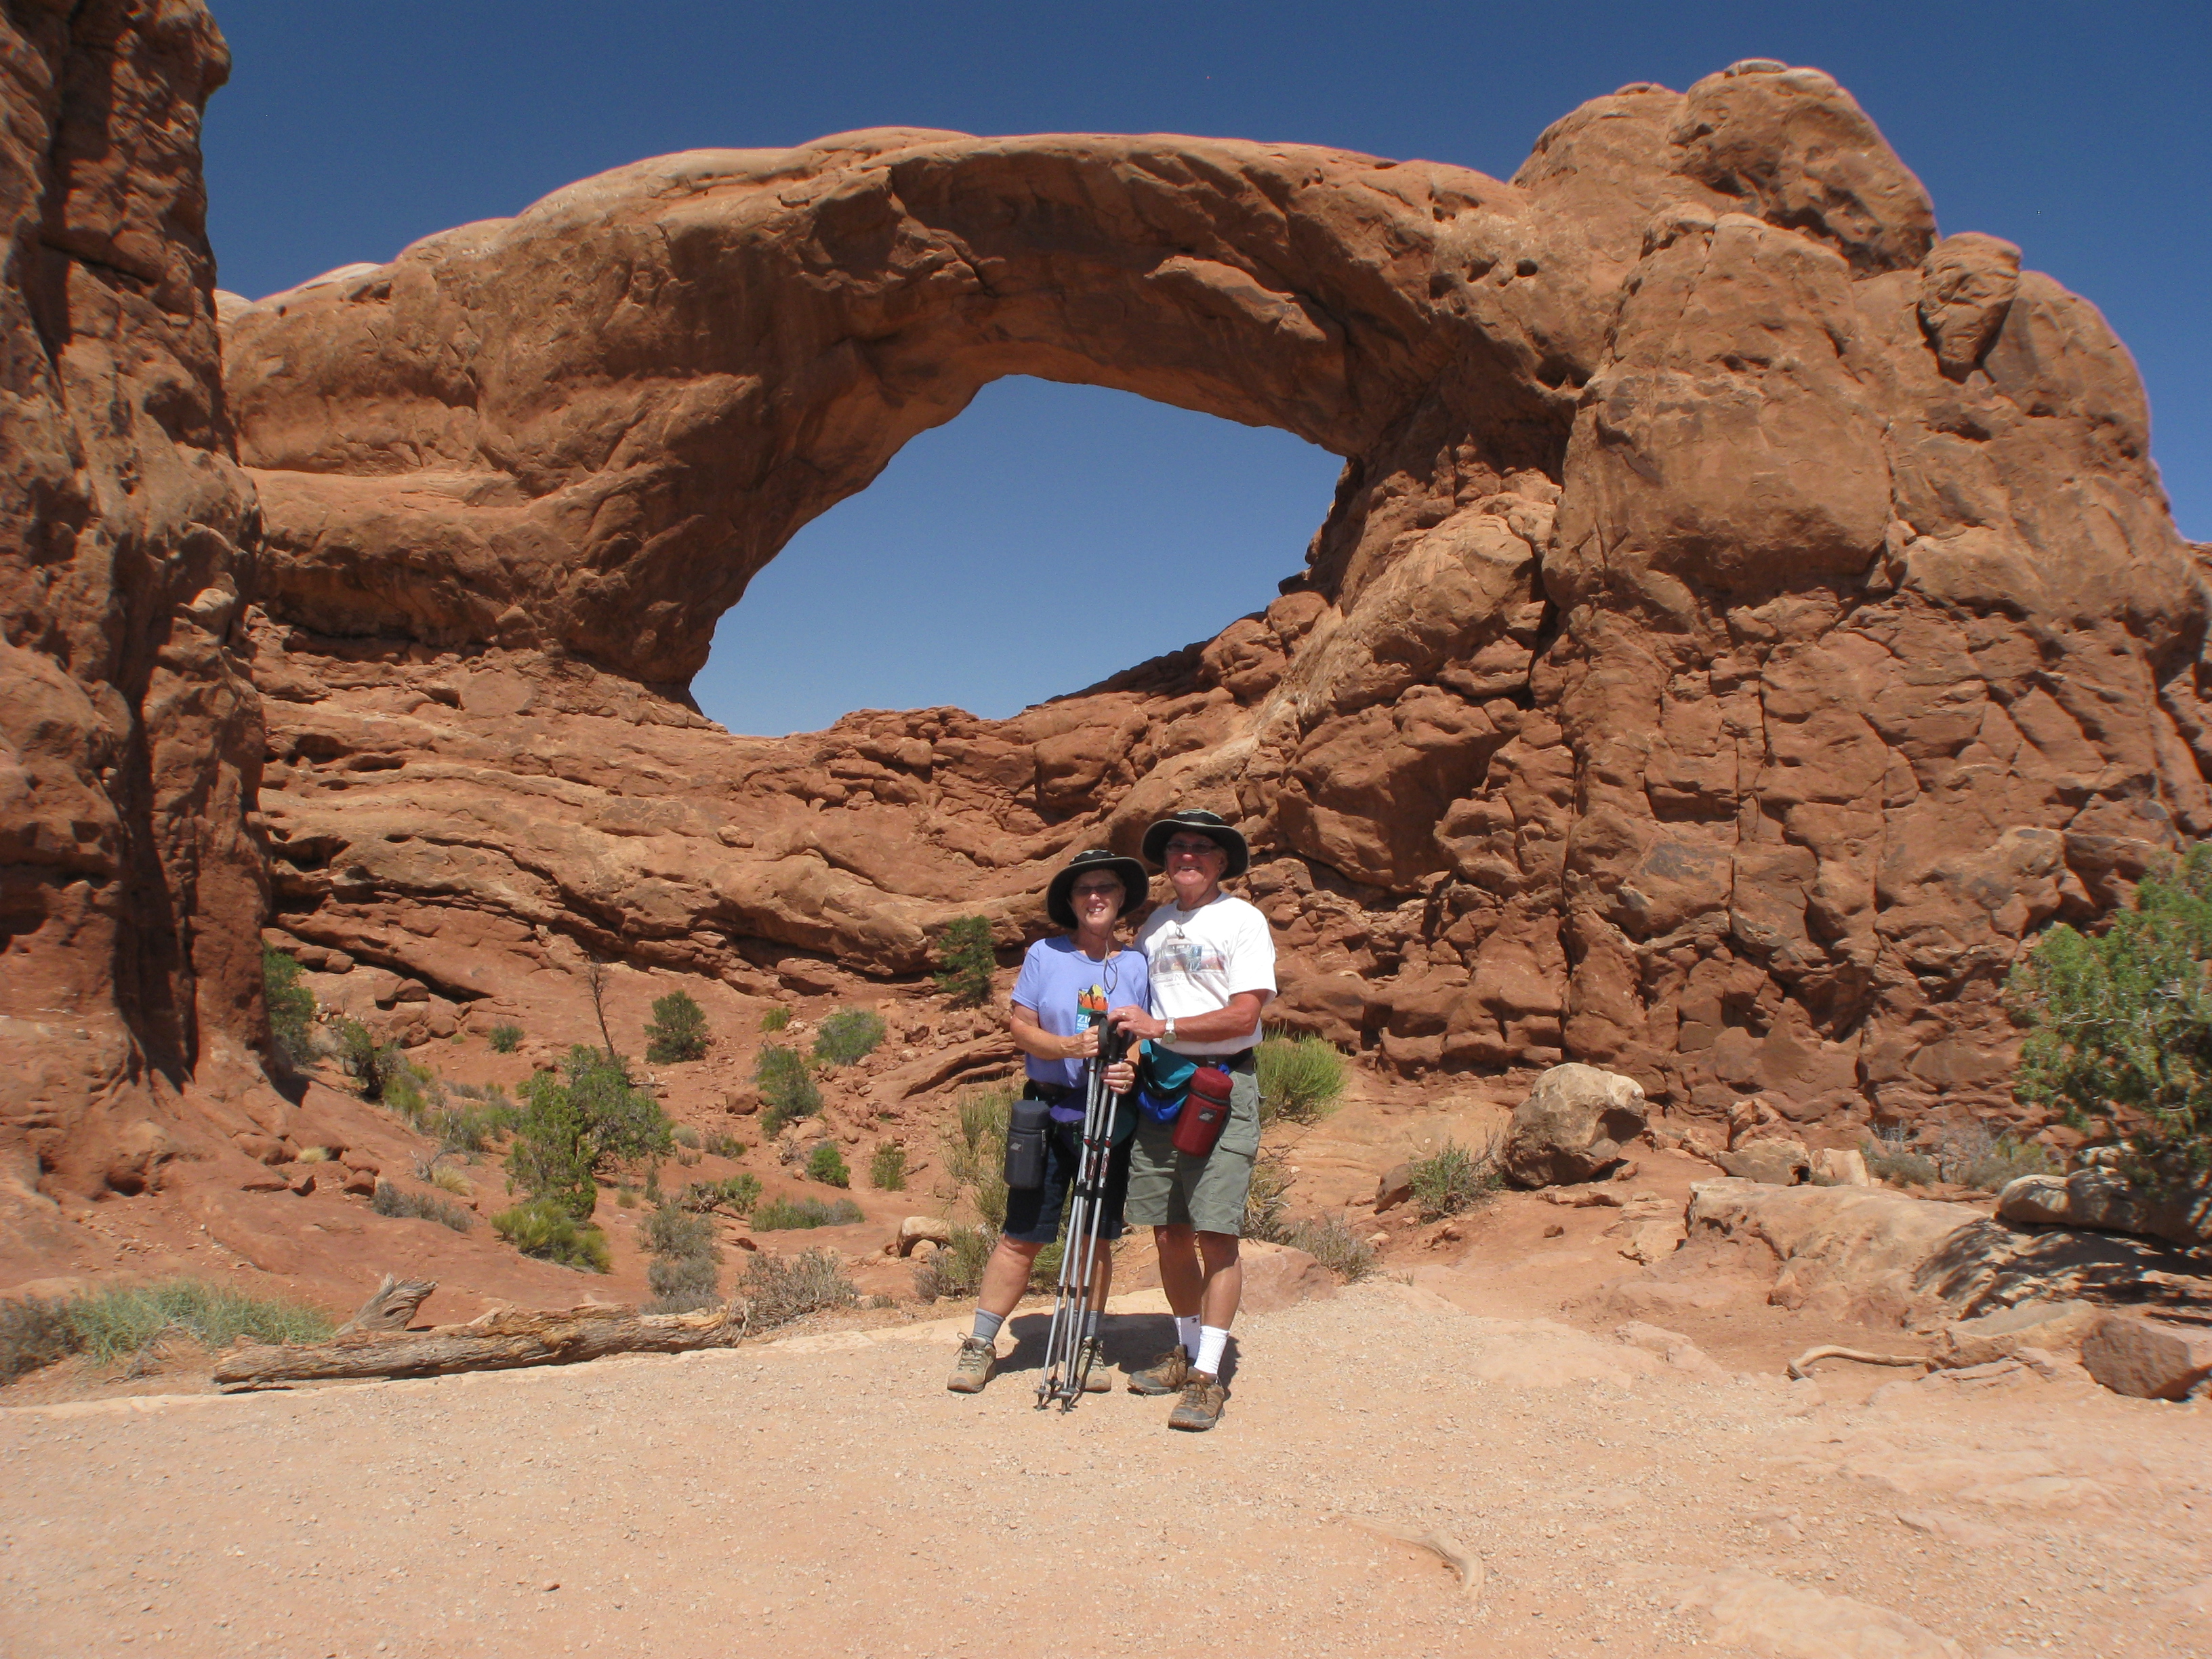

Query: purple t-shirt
[{"left": 1010, "top": 937, "right": 1151, "bottom": 1115}]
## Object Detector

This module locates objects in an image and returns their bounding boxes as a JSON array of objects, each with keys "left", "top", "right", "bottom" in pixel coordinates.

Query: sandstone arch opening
[{"left": 695, "top": 376, "right": 1341, "bottom": 735}]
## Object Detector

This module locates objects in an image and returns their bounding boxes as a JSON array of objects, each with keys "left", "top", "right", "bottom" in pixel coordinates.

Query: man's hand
[{"left": 1109, "top": 1003, "right": 1164, "bottom": 1041}]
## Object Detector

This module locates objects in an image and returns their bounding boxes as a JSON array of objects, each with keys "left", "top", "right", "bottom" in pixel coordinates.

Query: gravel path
[{"left": 4, "top": 1281, "right": 2208, "bottom": 1658}]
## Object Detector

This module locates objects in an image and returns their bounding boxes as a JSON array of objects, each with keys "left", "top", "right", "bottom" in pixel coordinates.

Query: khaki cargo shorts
[{"left": 1124, "top": 1054, "right": 1262, "bottom": 1235}]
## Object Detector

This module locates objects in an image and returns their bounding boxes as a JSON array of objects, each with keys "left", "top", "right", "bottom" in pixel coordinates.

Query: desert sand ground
[{"left": 5, "top": 1217, "right": 2209, "bottom": 1659}]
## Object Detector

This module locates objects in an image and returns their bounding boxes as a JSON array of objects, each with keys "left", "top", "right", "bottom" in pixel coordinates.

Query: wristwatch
[{"left": 1164, "top": 1018, "right": 1178, "bottom": 1046}]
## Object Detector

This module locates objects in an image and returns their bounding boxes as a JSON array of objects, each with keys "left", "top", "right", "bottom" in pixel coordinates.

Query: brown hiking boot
[
  {"left": 945, "top": 1336, "right": 996, "bottom": 1393},
  {"left": 1078, "top": 1336, "right": 1111, "bottom": 1393},
  {"left": 1168, "top": 1371, "right": 1227, "bottom": 1431},
  {"left": 1126, "top": 1345, "right": 1190, "bottom": 1396}
]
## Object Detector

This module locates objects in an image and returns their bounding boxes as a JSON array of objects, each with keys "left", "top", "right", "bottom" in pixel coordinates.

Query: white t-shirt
[{"left": 1135, "top": 892, "right": 1276, "bottom": 1056}]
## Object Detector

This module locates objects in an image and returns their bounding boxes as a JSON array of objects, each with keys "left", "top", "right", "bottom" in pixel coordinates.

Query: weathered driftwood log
[
  {"left": 334, "top": 1273, "right": 438, "bottom": 1334},
  {"left": 213, "top": 1302, "right": 749, "bottom": 1391},
  {"left": 1785, "top": 1345, "right": 1928, "bottom": 1381}
]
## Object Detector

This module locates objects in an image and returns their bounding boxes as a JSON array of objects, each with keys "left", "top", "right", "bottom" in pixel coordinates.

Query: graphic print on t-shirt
[
  {"left": 1151, "top": 930, "right": 1225, "bottom": 984},
  {"left": 1076, "top": 984, "right": 1107, "bottom": 1030}
]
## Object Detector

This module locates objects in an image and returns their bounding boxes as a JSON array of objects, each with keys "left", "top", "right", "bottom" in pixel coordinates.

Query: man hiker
[{"left": 1111, "top": 807, "right": 1275, "bottom": 1432}]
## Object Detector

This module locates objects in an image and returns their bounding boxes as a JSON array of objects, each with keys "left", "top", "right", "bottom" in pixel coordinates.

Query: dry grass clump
[
  {"left": 911, "top": 1224, "right": 995, "bottom": 1300},
  {"left": 490, "top": 1200, "right": 612, "bottom": 1272},
  {"left": 940, "top": 1084, "right": 1017, "bottom": 1229},
  {"left": 371, "top": 1179, "right": 473, "bottom": 1233},
  {"left": 752, "top": 1195, "right": 863, "bottom": 1231},
  {"left": 813, "top": 1007, "right": 886, "bottom": 1066},
  {"left": 642, "top": 1203, "right": 720, "bottom": 1314},
  {"left": 739, "top": 1249, "right": 857, "bottom": 1328},
  {"left": 869, "top": 1143, "right": 907, "bottom": 1191},
  {"left": 1407, "top": 1136, "right": 1501, "bottom": 1221},
  {"left": 1256, "top": 1032, "right": 1347, "bottom": 1126},
  {"left": 3, "top": 1279, "right": 335, "bottom": 1382},
  {"left": 1279, "top": 1216, "right": 1378, "bottom": 1282}
]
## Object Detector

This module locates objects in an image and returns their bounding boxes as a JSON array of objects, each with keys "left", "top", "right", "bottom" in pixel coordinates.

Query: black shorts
[{"left": 1002, "top": 1118, "right": 1133, "bottom": 1245}]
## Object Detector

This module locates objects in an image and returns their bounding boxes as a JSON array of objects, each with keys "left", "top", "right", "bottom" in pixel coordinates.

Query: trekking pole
[{"left": 1036, "top": 1022, "right": 1125, "bottom": 1409}]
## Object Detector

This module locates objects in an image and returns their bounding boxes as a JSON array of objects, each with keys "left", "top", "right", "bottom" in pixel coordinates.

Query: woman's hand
[
  {"left": 1062, "top": 1026, "right": 1100, "bottom": 1061},
  {"left": 1103, "top": 1060, "right": 1136, "bottom": 1094}
]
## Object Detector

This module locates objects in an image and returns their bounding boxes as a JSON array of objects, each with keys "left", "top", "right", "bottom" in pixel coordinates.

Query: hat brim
[
  {"left": 1045, "top": 855, "right": 1151, "bottom": 929},
  {"left": 1141, "top": 815, "right": 1250, "bottom": 878}
]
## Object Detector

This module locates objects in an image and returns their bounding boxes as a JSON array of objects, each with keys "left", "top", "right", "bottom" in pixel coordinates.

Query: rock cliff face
[
  {"left": 225, "top": 60, "right": 2209, "bottom": 1135},
  {"left": 0, "top": 1, "right": 271, "bottom": 1230}
]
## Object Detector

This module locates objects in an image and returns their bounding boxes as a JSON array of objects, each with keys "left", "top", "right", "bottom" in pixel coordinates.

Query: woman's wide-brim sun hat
[
  {"left": 1045, "top": 848, "right": 1152, "bottom": 928},
  {"left": 1140, "top": 808, "right": 1250, "bottom": 879}
]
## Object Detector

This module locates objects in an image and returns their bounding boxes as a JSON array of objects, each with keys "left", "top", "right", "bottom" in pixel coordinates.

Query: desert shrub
[
  {"left": 813, "top": 1008, "right": 886, "bottom": 1066},
  {"left": 1408, "top": 1137, "right": 1500, "bottom": 1221},
  {"left": 296, "top": 1145, "right": 331, "bottom": 1164},
  {"left": 1281, "top": 1216, "right": 1378, "bottom": 1283},
  {"left": 430, "top": 1165, "right": 474, "bottom": 1197},
  {"left": 1924, "top": 1121, "right": 2058, "bottom": 1191},
  {"left": 752, "top": 1195, "right": 864, "bottom": 1231},
  {"left": 869, "top": 1143, "right": 907, "bottom": 1191},
  {"left": 262, "top": 947, "right": 318, "bottom": 1071},
  {"left": 488, "top": 1023, "right": 525, "bottom": 1054},
  {"left": 1863, "top": 1125, "right": 1940, "bottom": 1188},
  {"left": 739, "top": 1248, "right": 857, "bottom": 1328},
  {"left": 911, "top": 1223, "right": 995, "bottom": 1301},
  {"left": 428, "top": 1097, "right": 514, "bottom": 1155},
  {"left": 0, "top": 1298, "right": 77, "bottom": 1384},
  {"left": 1243, "top": 1144, "right": 1295, "bottom": 1242},
  {"left": 933, "top": 916, "right": 996, "bottom": 1007},
  {"left": 371, "top": 1179, "right": 474, "bottom": 1233},
  {"left": 940, "top": 1083, "right": 1015, "bottom": 1229},
  {"left": 672, "top": 1124, "right": 702, "bottom": 1149},
  {"left": 335, "top": 1019, "right": 404, "bottom": 1103},
  {"left": 760, "top": 1006, "right": 792, "bottom": 1033},
  {"left": 54, "top": 1279, "right": 333, "bottom": 1368},
  {"left": 644, "top": 989, "right": 710, "bottom": 1064},
  {"left": 506, "top": 1046, "right": 672, "bottom": 1221},
  {"left": 2009, "top": 841, "right": 2212, "bottom": 1173},
  {"left": 807, "top": 1143, "right": 852, "bottom": 1187},
  {"left": 678, "top": 1172, "right": 762, "bottom": 1215},
  {"left": 641, "top": 1202, "right": 720, "bottom": 1313},
  {"left": 1256, "top": 1031, "right": 1346, "bottom": 1126},
  {"left": 491, "top": 1199, "right": 612, "bottom": 1273},
  {"left": 704, "top": 1132, "right": 747, "bottom": 1159},
  {"left": 756, "top": 1044, "right": 822, "bottom": 1136}
]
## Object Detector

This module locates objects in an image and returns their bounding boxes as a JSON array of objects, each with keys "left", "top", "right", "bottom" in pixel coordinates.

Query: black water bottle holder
[{"left": 1004, "top": 1097, "right": 1052, "bottom": 1190}]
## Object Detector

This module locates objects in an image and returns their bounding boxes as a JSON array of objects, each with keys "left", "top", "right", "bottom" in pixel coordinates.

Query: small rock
[
  {"left": 1542, "top": 1222, "right": 1565, "bottom": 1238},
  {"left": 1618, "top": 1221, "right": 1683, "bottom": 1265},
  {"left": 1609, "top": 1159, "right": 1641, "bottom": 1182},
  {"left": 1809, "top": 1147, "right": 1872, "bottom": 1187},
  {"left": 1542, "top": 1187, "right": 1622, "bottom": 1208},
  {"left": 2081, "top": 1313, "right": 2212, "bottom": 1400},
  {"left": 288, "top": 1172, "right": 317, "bottom": 1197},
  {"left": 1932, "top": 1299, "right": 2098, "bottom": 1368},
  {"left": 239, "top": 1170, "right": 289, "bottom": 1193},
  {"left": 341, "top": 1170, "right": 377, "bottom": 1197},
  {"left": 1366, "top": 1231, "right": 1390, "bottom": 1248}
]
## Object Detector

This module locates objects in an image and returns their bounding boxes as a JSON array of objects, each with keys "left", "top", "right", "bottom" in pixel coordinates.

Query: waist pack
[{"left": 1134, "top": 1041, "right": 1197, "bottom": 1127}]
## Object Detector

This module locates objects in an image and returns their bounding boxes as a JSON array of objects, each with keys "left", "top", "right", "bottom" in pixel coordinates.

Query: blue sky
[{"left": 202, "top": 1, "right": 2209, "bottom": 735}]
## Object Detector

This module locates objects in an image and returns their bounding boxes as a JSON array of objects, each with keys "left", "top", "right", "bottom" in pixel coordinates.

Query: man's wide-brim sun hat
[
  {"left": 1140, "top": 808, "right": 1250, "bottom": 879},
  {"left": 1045, "top": 848, "right": 1152, "bottom": 929}
]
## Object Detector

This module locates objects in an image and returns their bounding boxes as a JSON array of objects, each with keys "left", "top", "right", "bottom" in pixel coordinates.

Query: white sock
[
  {"left": 1175, "top": 1315, "right": 1201, "bottom": 1357},
  {"left": 1196, "top": 1325, "right": 1229, "bottom": 1377},
  {"left": 970, "top": 1309, "right": 1004, "bottom": 1345}
]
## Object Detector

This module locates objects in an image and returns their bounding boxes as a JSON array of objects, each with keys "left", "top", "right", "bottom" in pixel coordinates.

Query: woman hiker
[{"left": 945, "top": 848, "right": 1151, "bottom": 1394}]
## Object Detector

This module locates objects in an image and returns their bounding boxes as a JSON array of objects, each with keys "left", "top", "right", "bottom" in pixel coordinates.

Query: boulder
[
  {"left": 1931, "top": 1299, "right": 2100, "bottom": 1368},
  {"left": 1996, "top": 1168, "right": 2212, "bottom": 1250},
  {"left": 1236, "top": 1241, "right": 1336, "bottom": 1314},
  {"left": 1810, "top": 1148, "right": 1873, "bottom": 1187},
  {"left": 1374, "top": 1163, "right": 1414, "bottom": 1213},
  {"left": 2081, "top": 1315, "right": 2212, "bottom": 1401},
  {"left": 1685, "top": 1179, "right": 1985, "bottom": 1325},
  {"left": 1714, "top": 1140, "right": 1810, "bottom": 1185},
  {"left": 895, "top": 1216, "right": 953, "bottom": 1258},
  {"left": 1501, "top": 1065, "right": 1647, "bottom": 1189}
]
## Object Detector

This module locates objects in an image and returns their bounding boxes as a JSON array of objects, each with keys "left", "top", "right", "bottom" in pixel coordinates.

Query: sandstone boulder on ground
[
  {"left": 1236, "top": 1242, "right": 1336, "bottom": 1315},
  {"left": 1996, "top": 1168, "right": 2212, "bottom": 1250},
  {"left": 1501, "top": 1065, "right": 1647, "bottom": 1189},
  {"left": 893, "top": 1216, "right": 953, "bottom": 1258},
  {"left": 1685, "top": 1179, "right": 1986, "bottom": 1325},
  {"left": 2081, "top": 1315, "right": 2212, "bottom": 1401},
  {"left": 1714, "top": 1139, "right": 1811, "bottom": 1186},
  {"left": 1932, "top": 1299, "right": 2100, "bottom": 1368}
]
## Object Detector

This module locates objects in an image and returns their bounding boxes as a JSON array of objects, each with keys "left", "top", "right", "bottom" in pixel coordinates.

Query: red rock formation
[
  {"left": 0, "top": 0, "right": 273, "bottom": 1235},
  {"left": 223, "top": 62, "right": 2208, "bottom": 1140}
]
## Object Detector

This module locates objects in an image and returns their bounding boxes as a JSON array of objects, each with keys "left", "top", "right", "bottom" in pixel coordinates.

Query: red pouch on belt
[{"left": 1172, "top": 1065, "right": 1234, "bottom": 1157}]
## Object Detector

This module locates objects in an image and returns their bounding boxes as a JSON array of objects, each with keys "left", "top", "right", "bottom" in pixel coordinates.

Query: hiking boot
[
  {"left": 945, "top": 1336, "right": 996, "bottom": 1393},
  {"left": 1078, "top": 1336, "right": 1111, "bottom": 1393},
  {"left": 1126, "top": 1345, "right": 1191, "bottom": 1396},
  {"left": 1167, "top": 1371, "right": 1227, "bottom": 1432}
]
